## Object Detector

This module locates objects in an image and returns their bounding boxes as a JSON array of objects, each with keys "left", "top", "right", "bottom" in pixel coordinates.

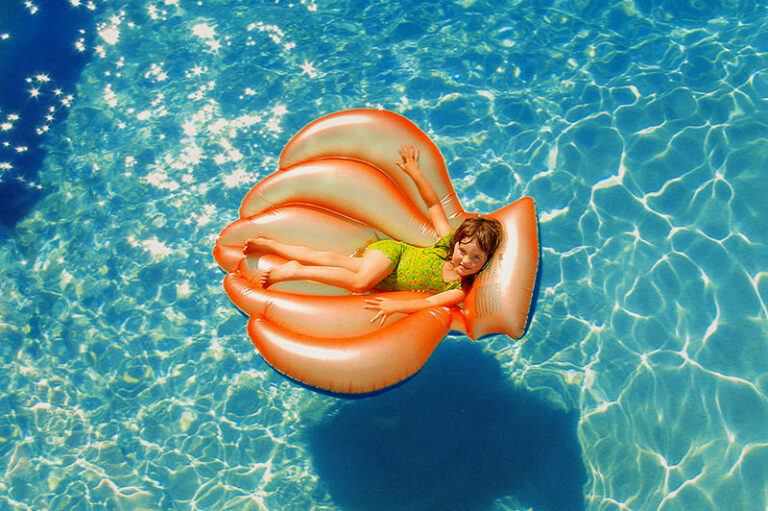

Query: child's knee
[{"left": 350, "top": 274, "right": 379, "bottom": 293}]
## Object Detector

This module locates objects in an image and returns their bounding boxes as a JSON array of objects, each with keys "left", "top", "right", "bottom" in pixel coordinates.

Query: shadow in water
[
  {"left": 304, "top": 340, "right": 586, "bottom": 511},
  {"left": 0, "top": 2, "right": 97, "bottom": 228}
]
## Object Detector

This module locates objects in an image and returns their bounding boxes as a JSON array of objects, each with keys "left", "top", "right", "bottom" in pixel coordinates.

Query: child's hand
[
  {"left": 396, "top": 144, "right": 421, "bottom": 177},
  {"left": 363, "top": 296, "right": 402, "bottom": 326}
]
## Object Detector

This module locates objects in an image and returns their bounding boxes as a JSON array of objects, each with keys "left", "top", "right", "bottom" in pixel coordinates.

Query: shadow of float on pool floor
[{"left": 304, "top": 339, "right": 586, "bottom": 511}]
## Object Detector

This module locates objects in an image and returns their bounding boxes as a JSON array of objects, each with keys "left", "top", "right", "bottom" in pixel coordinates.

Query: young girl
[{"left": 244, "top": 144, "right": 503, "bottom": 324}]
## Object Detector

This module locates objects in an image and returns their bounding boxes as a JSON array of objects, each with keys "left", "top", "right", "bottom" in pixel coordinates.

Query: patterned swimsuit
[{"left": 365, "top": 232, "right": 462, "bottom": 294}]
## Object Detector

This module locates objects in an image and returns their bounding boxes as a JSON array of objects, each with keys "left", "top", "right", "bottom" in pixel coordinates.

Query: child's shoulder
[{"left": 435, "top": 230, "right": 455, "bottom": 246}]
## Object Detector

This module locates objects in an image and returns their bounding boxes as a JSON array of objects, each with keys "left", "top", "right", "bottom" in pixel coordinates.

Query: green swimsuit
[{"left": 365, "top": 232, "right": 462, "bottom": 294}]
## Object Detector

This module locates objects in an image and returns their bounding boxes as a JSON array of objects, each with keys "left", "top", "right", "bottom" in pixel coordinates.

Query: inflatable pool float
[{"left": 213, "top": 109, "right": 538, "bottom": 394}]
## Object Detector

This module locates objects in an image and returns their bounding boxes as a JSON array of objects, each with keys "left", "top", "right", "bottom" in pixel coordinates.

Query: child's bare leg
[
  {"left": 244, "top": 237, "right": 361, "bottom": 272},
  {"left": 263, "top": 250, "right": 392, "bottom": 293}
]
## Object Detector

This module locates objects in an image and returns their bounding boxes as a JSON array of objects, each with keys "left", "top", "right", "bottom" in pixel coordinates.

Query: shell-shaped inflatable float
[{"left": 213, "top": 109, "right": 538, "bottom": 394}]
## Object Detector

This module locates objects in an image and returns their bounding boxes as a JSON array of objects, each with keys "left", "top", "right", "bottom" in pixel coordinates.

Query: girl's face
[{"left": 450, "top": 237, "right": 489, "bottom": 277}]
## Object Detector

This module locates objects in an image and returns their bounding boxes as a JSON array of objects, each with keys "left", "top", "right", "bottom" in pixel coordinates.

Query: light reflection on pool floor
[{"left": 1, "top": 1, "right": 767, "bottom": 510}]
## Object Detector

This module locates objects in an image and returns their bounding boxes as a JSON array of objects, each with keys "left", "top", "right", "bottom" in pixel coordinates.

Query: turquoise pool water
[{"left": 1, "top": 0, "right": 767, "bottom": 510}]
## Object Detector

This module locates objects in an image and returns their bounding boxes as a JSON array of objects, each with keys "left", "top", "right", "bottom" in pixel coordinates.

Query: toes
[{"left": 259, "top": 269, "right": 272, "bottom": 288}]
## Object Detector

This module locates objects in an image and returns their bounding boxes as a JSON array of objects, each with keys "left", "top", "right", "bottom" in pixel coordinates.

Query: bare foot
[
  {"left": 244, "top": 237, "right": 271, "bottom": 255},
  {"left": 260, "top": 261, "right": 302, "bottom": 287}
]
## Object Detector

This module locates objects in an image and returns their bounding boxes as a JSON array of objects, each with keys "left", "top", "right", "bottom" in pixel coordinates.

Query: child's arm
[
  {"left": 396, "top": 144, "right": 453, "bottom": 237},
  {"left": 363, "top": 289, "right": 465, "bottom": 325}
]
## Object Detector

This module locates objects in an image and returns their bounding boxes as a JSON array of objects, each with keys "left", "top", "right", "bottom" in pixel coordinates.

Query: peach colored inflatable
[{"left": 213, "top": 109, "right": 538, "bottom": 393}]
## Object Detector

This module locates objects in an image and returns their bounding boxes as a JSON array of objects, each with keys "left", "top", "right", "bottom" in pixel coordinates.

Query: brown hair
[{"left": 448, "top": 216, "right": 503, "bottom": 286}]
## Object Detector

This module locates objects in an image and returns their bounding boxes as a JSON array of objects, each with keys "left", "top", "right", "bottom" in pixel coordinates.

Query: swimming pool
[{"left": 1, "top": 0, "right": 766, "bottom": 510}]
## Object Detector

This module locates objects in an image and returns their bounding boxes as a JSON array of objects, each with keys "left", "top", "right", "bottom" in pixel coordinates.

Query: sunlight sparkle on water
[
  {"left": 300, "top": 60, "right": 319, "bottom": 78},
  {"left": 98, "top": 18, "right": 121, "bottom": 46},
  {"left": 192, "top": 23, "right": 216, "bottom": 40}
]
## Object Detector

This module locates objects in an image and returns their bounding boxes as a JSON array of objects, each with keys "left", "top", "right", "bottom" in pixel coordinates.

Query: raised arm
[{"left": 396, "top": 144, "right": 453, "bottom": 237}]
